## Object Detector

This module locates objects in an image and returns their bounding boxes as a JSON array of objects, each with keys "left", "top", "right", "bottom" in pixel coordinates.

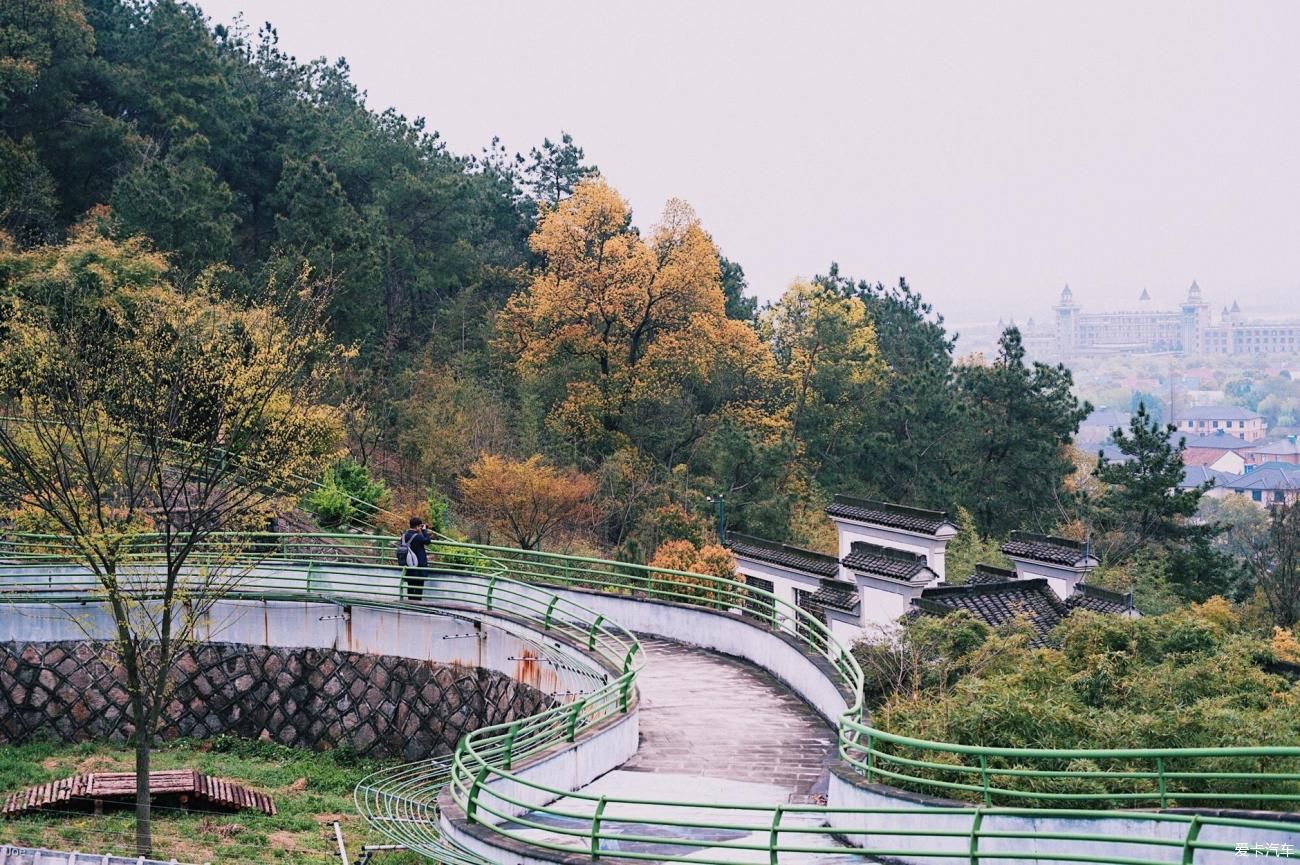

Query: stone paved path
[{"left": 619, "top": 636, "right": 838, "bottom": 802}]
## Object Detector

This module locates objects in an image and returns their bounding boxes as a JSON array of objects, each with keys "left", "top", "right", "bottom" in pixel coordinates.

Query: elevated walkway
[{"left": 2, "top": 536, "right": 1299, "bottom": 864}]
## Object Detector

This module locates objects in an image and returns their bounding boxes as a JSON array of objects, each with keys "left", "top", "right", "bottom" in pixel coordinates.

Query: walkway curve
[
  {"left": 620, "top": 638, "right": 836, "bottom": 802},
  {"left": 3, "top": 535, "right": 1300, "bottom": 865}
]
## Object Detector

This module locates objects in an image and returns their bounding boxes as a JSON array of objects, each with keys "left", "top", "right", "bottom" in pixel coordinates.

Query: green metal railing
[
  {"left": 2, "top": 532, "right": 1300, "bottom": 864},
  {"left": 4, "top": 531, "right": 1300, "bottom": 810}
]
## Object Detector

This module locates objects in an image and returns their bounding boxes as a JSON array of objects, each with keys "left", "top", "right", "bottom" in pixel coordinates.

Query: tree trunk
[{"left": 135, "top": 720, "right": 152, "bottom": 857}]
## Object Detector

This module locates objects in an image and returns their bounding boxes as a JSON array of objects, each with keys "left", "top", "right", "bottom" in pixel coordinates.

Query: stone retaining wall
[{"left": 0, "top": 641, "right": 555, "bottom": 760}]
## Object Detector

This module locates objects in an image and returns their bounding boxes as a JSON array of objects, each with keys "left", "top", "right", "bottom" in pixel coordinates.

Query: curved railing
[{"left": 2, "top": 532, "right": 1300, "bottom": 864}]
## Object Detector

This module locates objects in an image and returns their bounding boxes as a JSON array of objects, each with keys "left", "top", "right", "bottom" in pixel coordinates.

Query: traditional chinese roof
[
  {"left": 810, "top": 579, "right": 860, "bottom": 613},
  {"left": 842, "top": 542, "right": 931, "bottom": 582},
  {"left": 965, "top": 564, "right": 1017, "bottom": 586},
  {"left": 825, "top": 495, "right": 954, "bottom": 536},
  {"left": 1001, "top": 531, "right": 1095, "bottom": 568},
  {"left": 1065, "top": 583, "right": 1135, "bottom": 616},
  {"left": 913, "top": 579, "right": 1068, "bottom": 648},
  {"left": 726, "top": 533, "right": 840, "bottom": 578}
]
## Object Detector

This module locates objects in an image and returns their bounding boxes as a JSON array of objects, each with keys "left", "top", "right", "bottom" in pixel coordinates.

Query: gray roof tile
[
  {"left": 913, "top": 579, "right": 1069, "bottom": 648},
  {"left": 965, "top": 564, "right": 1017, "bottom": 586},
  {"left": 811, "top": 579, "right": 860, "bottom": 613},
  {"left": 842, "top": 542, "right": 930, "bottom": 581},
  {"left": 726, "top": 533, "right": 840, "bottom": 578},
  {"left": 825, "top": 495, "right": 953, "bottom": 536},
  {"left": 1000, "top": 531, "right": 1094, "bottom": 567}
]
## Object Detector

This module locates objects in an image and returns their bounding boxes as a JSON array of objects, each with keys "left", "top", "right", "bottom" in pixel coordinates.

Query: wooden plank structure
[{"left": 2, "top": 769, "right": 275, "bottom": 817}]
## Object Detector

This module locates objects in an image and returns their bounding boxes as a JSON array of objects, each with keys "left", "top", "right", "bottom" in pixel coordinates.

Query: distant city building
[
  {"left": 1178, "top": 465, "right": 1238, "bottom": 499},
  {"left": 1179, "top": 430, "right": 1255, "bottom": 473},
  {"left": 1247, "top": 435, "right": 1300, "bottom": 467},
  {"left": 1077, "top": 408, "right": 1131, "bottom": 445},
  {"left": 1042, "top": 282, "right": 1300, "bottom": 358},
  {"left": 1224, "top": 462, "right": 1300, "bottom": 507},
  {"left": 1175, "top": 406, "right": 1267, "bottom": 442}
]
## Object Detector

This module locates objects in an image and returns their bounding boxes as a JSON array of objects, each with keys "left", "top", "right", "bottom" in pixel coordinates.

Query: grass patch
[{"left": 0, "top": 737, "right": 427, "bottom": 864}]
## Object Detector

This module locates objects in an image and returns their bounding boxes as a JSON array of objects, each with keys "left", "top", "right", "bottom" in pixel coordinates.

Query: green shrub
[{"left": 303, "top": 458, "right": 390, "bottom": 528}]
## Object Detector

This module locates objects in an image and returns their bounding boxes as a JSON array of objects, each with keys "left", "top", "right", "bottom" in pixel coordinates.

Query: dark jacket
[{"left": 403, "top": 528, "right": 431, "bottom": 569}]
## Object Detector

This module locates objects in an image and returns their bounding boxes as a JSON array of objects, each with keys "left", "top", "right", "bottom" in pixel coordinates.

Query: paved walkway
[
  {"left": 503, "top": 637, "right": 860, "bottom": 863},
  {"left": 620, "top": 637, "right": 838, "bottom": 803}
]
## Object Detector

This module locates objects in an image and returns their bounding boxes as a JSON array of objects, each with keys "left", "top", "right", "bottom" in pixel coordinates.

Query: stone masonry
[{"left": 0, "top": 641, "right": 555, "bottom": 761}]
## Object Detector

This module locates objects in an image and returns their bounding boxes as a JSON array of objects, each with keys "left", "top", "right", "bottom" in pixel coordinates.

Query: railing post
[
  {"left": 623, "top": 645, "right": 638, "bottom": 673},
  {"left": 1180, "top": 815, "right": 1201, "bottom": 865},
  {"left": 588, "top": 615, "right": 603, "bottom": 651},
  {"left": 1157, "top": 756, "right": 1168, "bottom": 808},
  {"left": 591, "top": 795, "right": 608, "bottom": 860},
  {"left": 618, "top": 676, "right": 632, "bottom": 713},
  {"left": 486, "top": 575, "right": 497, "bottom": 611},
  {"left": 566, "top": 699, "right": 586, "bottom": 742},
  {"left": 969, "top": 808, "right": 984, "bottom": 865},
  {"left": 305, "top": 561, "right": 316, "bottom": 594},
  {"left": 502, "top": 721, "right": 521, "bottom": 770},
  {"left": 465, "top": 764, "right": 490, "bottom": 824},
  {"left": 978, "top": 755, "right": 991, "bottom": 805},
  {"left": 544, "top": 595, "right": 559, "bottom": 630},
  {"left": 768, "top": 804, "right": 784, "bottom": 865},
  {"left": 865, "top": 732, "right": 875, "bottom": 783}
]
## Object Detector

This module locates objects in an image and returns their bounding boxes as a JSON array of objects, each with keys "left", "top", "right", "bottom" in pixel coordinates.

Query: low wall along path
[{"left": 0, "top": 640, "right": 553, "bottom": 760}]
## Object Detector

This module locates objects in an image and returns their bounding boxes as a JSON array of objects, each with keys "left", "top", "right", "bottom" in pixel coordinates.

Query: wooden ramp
[{"left": 2, "top": 769, "right": 275, "bottom": 817}]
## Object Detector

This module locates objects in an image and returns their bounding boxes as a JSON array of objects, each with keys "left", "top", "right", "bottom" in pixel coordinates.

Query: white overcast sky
[{"left": 195, "top": 0, "right": 1300, "bottom": 325}]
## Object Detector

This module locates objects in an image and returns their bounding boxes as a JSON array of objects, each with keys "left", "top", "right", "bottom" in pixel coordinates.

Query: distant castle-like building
[{"left": 1027, "top": 282, "right": 1300, "bottom": 358}]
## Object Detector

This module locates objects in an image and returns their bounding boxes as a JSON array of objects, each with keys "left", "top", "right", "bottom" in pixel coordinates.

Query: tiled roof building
[
  {"left": 825, "top": 496, "right": 955, "bottom": 537},
  {"left": 841, "top": 542, "right": 931, "bottom": 582},
  {"left": 913, "top": 576, "right": 1136, "bottom": 648},
  {"left": 726, "top": 533, "right": 840, "bottom": 578},
  {"left": 1001, "top": 532, "right": 1095, "bottom": 567},
  {"left": 912, "top": 579, "right": 1069, "bottom": 648}
]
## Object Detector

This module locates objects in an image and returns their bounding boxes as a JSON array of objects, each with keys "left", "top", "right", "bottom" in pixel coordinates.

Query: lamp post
[{"left": 706, "top": 493, "right": 726, "bottom": 543}]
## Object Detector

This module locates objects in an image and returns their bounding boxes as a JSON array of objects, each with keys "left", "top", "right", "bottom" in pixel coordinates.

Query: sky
[{"left": 195, "top": 0, "right": 1300, "bottom": 326}]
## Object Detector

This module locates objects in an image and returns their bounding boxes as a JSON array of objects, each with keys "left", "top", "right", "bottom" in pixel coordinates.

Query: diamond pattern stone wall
[{"left": 0, "top": 641, "right": 555, "bottom": 760}]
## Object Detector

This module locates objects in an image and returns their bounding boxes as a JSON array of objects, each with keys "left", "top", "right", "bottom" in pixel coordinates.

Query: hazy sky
[{"left": 196, "top": 0, "right": 1300, "bottom": 325}]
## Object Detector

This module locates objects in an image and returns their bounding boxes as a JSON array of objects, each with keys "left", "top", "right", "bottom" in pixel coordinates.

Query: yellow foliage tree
[
  {"left": 648, "top": 539, "right": 741, "bottom": 607},
  {"left": 458, "top": 453, "right": 596, "bottom": 550},
  {"left": 0, "top": 229, "right": 342, "bottom": 855},
  {"left": 760, "top": 280, "right": 885, "bottom": 486},
  {"left": 498, "top": 178, "right": 750, "bottom": 448}
]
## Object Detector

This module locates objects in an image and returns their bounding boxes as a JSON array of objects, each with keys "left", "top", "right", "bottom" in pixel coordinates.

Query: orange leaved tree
[{"left": 458, "top": 453, "right": 596, "bottom": 550}]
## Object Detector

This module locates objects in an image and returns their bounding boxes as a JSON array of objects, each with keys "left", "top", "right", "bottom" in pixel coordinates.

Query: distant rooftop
[
  {"left": 825, "top": 495, "right": 954, "bottom": 536},
  {"left": 1179, "top": 430, "right": 1258, "bottom": 449},
  {"left": 912, "top": 578, "right": 1068, "bottom": 648},
  {"left": 1251, "top": 436, "right": 1300, "bottom": 456},
  {"left": 1178, "top": 465, "right": 1238, "bottom": 489},
  {"left": 913, "top": 578, "right": 1134, "bottom": 648},
  {"left": 1176, "top": 406, "right": 1264, "bottom": 422},
  {"left": 810, "top": 579, "right": 860, "bottom": 613},
  {"left": 965, "top": 563, "right": 1017, "bottom": 586},
  {"left": 1227, "top": 463, "right": 1300, "bottom": 492}
]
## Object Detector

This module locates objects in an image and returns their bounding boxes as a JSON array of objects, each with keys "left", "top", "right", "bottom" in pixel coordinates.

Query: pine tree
[{"left": 1091, "top": 402, "right": 1208, "bottom": 559}]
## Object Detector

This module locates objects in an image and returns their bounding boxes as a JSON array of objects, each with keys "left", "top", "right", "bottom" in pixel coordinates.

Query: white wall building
[
  {"left": 729, "top": 502, "right": 1112, "bottom": 649},
  {"left": 999, "top": 531, "right": 1099, "bottom": 599},
  {"left": 825, "top": 496, "right": 957, "bottom": 583}
]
